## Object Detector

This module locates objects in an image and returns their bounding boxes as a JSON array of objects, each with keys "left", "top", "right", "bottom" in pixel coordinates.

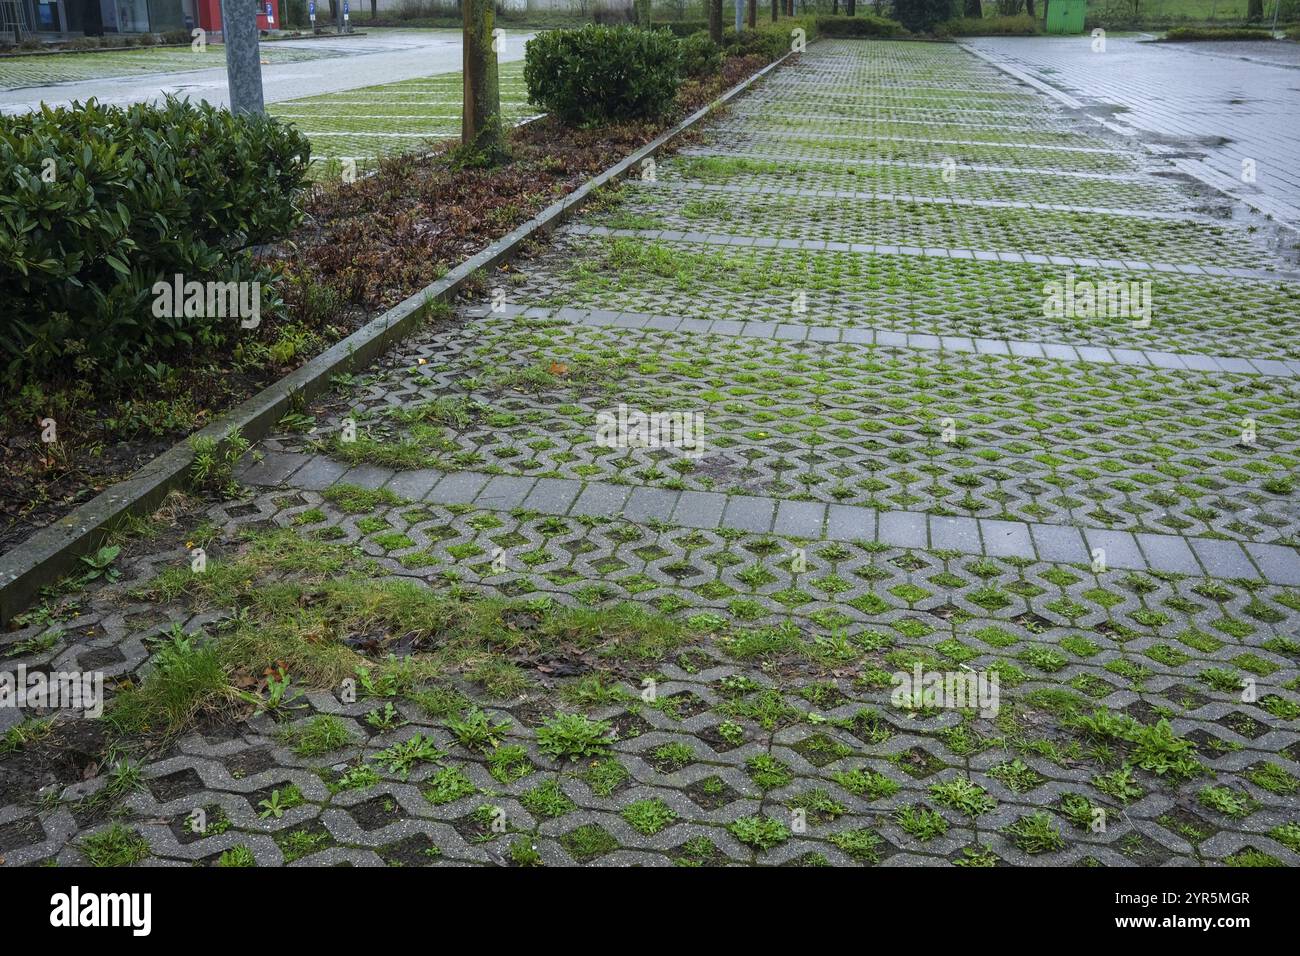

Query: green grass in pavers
[
  {"left": 699, "top": 130, "right": 1142, "bottom": 174},
  {"left": 305, "top": 317, "right": 1300, "bottom": 544},
  {"left": 525, "top": 235, "right": 1300, "bottom": 359},
  {"left": 3, "top": 36, "right": 1298, "bottom": 871},
  {"left": 664, "top": 155, "right": 1192, "bottom": 213},
  {"left": 268, "top": 60, "right": 530, "bottom": 177},
  {"left": 735, "top": 95, "right": 1076, "bottom": 125},
  {"left": 6, "top": 480, "right": 1298, "bottom": 866},
  {"left": 722, "top": 114, "right": 1116, "bottom": 150},
  {"left": 589, "top": 185, "right": 1264, "bottom": 268}
]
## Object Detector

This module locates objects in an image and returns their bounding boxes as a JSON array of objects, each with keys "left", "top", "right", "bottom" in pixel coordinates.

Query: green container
[{"left": 1045, "top": 0, "right": 1086, "bottom": 34}]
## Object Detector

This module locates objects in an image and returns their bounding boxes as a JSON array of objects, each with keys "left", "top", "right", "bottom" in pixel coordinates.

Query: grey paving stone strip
[
  {"left": 243, "top": 453, "right": 1300, "bottom": 587},
  {"left": 0, "top": 51, "right": 797, "bottom": 625},
  {"left": 564, "top": 223, "right": 1300, "bottom": 281},
  {"left": 480, "top": 302, "right": 1300, "bottom": 378},
  {"left": 730, "top": 109, "right": 1084, "bottom": 136},
  {"left": 636, "top": 178, "right": 1225, "bottom": 223},
  {"left": 677, "top": 147, "right": 1165, "bottom": 182},
  {"left": 715, "top": 127, "right": 1132, "bottom": 155}
]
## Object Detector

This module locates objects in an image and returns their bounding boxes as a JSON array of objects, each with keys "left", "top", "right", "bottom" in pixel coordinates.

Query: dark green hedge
[
  {"left": 0, "top": 97, "right": 309, "bottom": 386},
  {"left": 893, "top": 0, "right": 955, "bottom": 33},
  {"left": 815, "top": 14, "right": 907, "bottom": 36},
  {"left": 524, "top": 25, "right": 684, "bottom": 126},
  {"left": 680, "top": 31, "right": 724, "bottom": 77}
]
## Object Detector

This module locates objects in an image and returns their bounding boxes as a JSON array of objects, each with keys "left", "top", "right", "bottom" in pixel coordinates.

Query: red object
[{"left": 197, "top": 0, "right": 281, "bottom": 35}]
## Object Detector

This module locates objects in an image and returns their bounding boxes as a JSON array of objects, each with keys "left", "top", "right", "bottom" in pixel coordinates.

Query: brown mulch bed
[{"left": 0, "top": 54, "right": 771, "bottom": 560}]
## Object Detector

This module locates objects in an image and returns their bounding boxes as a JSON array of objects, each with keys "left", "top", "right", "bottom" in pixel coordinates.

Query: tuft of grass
[
  {"left": 1005, "top": 812, "right": 1066, "bottom": 854},
  {"left": 830, "top": 828, "right": 884, "bottom": 863},
  {"left": 282, "top": 714, "right": 354, "bottom": 757},
  {"left": 728, "top": 815, "right": 790, "bottom": 851},
  {"left": 108, "top": 632, "right": 235, "bottom": 737},
  {"left": 217, "top": 845, "right": 256, "bottom": 867},
  {"left": 536, "top": 712, "right": 613, "bottom": 761},
  {"left": 79, "top": 824, "right": 150, "bottom": 867},
  {"left": 621, "top": 798, "right": 677, "bottom": 835}
]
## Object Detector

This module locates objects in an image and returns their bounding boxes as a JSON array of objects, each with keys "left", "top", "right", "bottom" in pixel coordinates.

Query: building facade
[{"left": 27, "top": 0, "right": 279, "bottom": 35}]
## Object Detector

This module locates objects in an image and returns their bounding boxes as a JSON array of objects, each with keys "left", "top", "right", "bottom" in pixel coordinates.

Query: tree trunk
[
  {"left": 635, "top": 0, "right": 651, "bottom": 25},
  {"left": 846, "top": 0, "right": 855, "bottom": 16},
  {"left": 461, "top": 0, "right": 502, "bottom": 161},
  {"left": 964, "top": 0, "right": 981, "bottom": 16},
  {"left": 1247, "top": 0, "right": 1263, "bottom": 20},
  {"left": 709, "top": 0, "right": 723, "bottom": 42},
  {"left": 369, "top": 0, "right": 375, "bottom": 18},
  {"left": 748, "top": 0, "right": 756, "bottom": 27},
  {"left": 1025, "top": 0, "right": 1035, "bottom": 17}
]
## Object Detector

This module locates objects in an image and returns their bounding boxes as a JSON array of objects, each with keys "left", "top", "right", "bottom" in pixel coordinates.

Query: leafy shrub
[
  {"left": 934, "top": 14, "right": 1037, "bottom": 36},
  {"left": 663, "top": 20, "right": 710, "bottom": 37},
  {"left": 815, "top": 14, "right": 907, "bottom": 37},
  {"left": 1160, "top": 27, "right": 1277, "bottom": 41},
  {"left": 893, "top": 0, "right": 956, "bottom": 33},
  {"left": 524, "top": 25, "right": 683, "bottom": 126},
  {"left": 0, "top": 97, "right": 309, "bottom": 387},
  {"left": 722, "top": 17, "right": 818, "bottom": 60},
  {"left": 679, "top": 31, "right": 723, "bottom": 77}
]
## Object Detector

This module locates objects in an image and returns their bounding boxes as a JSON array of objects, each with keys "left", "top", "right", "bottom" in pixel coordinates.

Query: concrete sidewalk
[
  {"left": 964, "top": 35, "right": 1300, "bottom": 230},
  {"left": 0, "top": 27, "right": 533, "bottom": 113}
]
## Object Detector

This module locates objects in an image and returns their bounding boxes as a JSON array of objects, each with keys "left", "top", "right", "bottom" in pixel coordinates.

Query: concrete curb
[{"left": 0, "top": 48, "right": 794, "bottom": 624}]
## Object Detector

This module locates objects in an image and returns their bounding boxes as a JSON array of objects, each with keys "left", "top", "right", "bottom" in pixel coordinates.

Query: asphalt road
[{"left": 0, "top": 27, "right": 534, "bottom": 114}]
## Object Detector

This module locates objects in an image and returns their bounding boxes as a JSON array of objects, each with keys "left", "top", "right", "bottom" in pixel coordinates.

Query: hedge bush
[
  {"left": 663, "top": 20, "right": 709, "bottom": 37},
  {"left": 722, "top": 16, "right": 819, "bottom": 60},
  {"left": 893, "top": 0, "right": 955, "bottom": 33},
  {"left": 524, "top": 25, "right": 683, "bottom": 126},
  {"left": 0, "top": 97, "right": 309, "bottom": 386},
  {"left": 1158, "top": 27, "right": 1277, "bottom": 42},
  {"left": 934, "top": 14, "right": 1037, "bottom": 36},
  {"left": 679, "top": 31, "right": 724, "bottom": 77},
  {"left": 815, "top": 14, "right": 906, "bottom": 37}
]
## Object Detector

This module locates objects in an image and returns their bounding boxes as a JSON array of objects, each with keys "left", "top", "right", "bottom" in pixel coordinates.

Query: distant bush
[
  {"left": 679, "top": 31, "right": 724, "bottom": 77},
  {"left": 815, "top": 14, "right": 907, "bottom": 37},
  {"left": 1159, "top": 26, "right": 1277, "bottom": 41},
  {"left": 524, "top": 25, "right": 683, "bottom": 126},
  {"left": 663, "top": 20, "right": 710, "bottom": 37},
  {"left": 893, "top": 0, "right": 956, "bottom": 33},
  {"left": 722, "top": 16, "right": 819, "bottom": 60},
  {"left": 0, "top": 97, "right": 309, "bottom": 386},
  {"left": 935, "top": 13, "right": 1037, "bottom": 36}
]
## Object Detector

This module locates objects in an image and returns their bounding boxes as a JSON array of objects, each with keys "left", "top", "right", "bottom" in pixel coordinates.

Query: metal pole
[{"left": 221, "top": 0, "right": 264, "bottom": 115}]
